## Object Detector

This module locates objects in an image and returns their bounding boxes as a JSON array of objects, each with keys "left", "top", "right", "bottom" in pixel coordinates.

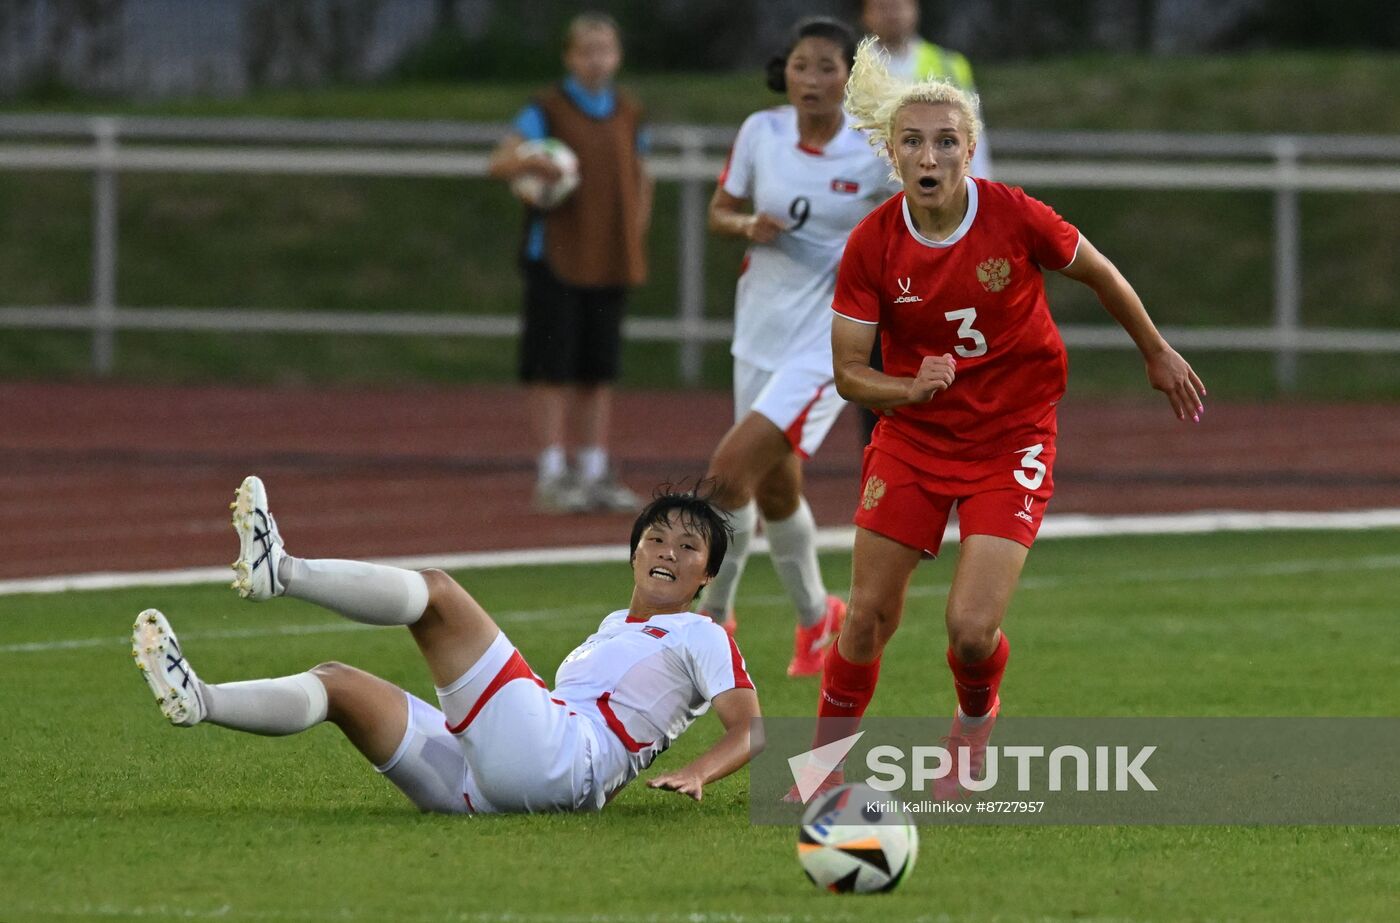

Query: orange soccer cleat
[
  {"left": 786, "top": 595, "right": 847, "bottom": 678},
  {"left": 932, "top": 696, "right": 1000, "bottom": 801},
  {"left": 782, "top": 768, "right": 845, "bottom": 805}
]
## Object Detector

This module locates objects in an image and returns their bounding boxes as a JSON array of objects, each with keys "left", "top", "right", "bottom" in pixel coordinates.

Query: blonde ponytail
[{"left": 844, "top": 36, "right": 984, "bottom": 169}]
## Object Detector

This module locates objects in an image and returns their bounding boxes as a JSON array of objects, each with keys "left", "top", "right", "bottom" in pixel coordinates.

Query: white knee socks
[
  {"left": 697, "top": 501, "right": 757, "bottom": 619},
  {"left": 278, "top": 557, "right": 429, "bottom": 626},
  {"left": 201, "top": 672, "right": 329, "bottom": 736},
  {"left": 764, "top": 498, "right": 828, "bottom": 626}
]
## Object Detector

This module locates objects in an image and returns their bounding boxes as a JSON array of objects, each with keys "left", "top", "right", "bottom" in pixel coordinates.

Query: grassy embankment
[{"left": 3, "top": 52, "right": 1398, "bottom": 396}]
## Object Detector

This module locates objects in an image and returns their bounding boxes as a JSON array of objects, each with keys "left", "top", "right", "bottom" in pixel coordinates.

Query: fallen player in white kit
[{"left": 133, "top": 477, "right": 761, "bottom": 813}]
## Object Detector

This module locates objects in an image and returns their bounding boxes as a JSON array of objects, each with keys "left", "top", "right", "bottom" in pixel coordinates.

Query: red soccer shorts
[{"left": 852, "top": 440, "right": 1056, "bottom": 557}]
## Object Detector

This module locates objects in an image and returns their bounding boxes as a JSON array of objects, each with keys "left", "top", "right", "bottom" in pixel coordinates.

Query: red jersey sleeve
[
  {"left": 831, "top": 212, "right": 883, "bottom": 325},
  {"left": 1011, "top": 186, "right": 1081, "bottom": 271}
]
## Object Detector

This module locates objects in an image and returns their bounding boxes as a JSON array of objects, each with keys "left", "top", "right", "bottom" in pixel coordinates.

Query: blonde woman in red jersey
[{"left": 801, "top": 38, "right": 1205, "bottom": 800}]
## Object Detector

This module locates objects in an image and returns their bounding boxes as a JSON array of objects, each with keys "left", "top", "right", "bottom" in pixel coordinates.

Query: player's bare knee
[
  {"left": 310, "top": 661, "right": 362, "bottom": 720},
  {"left": 417, "top": 568, "right": 463, "bottom": 620},
  {"left": 754, "top": 478, "right": 799, "bottom": 520},
  {"left": 843, "top": 599, "right": 899, "bottom": 654},
  {"left": 947, "top": 625, "right": 999, "bottom": 664},
  {"left": 310, "top": 660, "right": 354, "bottom": 683},
  {"left": 419, "top": 568, "right": 457, "bottom": 599},
  {"left": 705, "top": 468, "right": 751, "bottom": 510}
]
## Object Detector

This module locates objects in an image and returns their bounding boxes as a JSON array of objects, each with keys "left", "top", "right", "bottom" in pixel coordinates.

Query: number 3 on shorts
[
  {"left": 1014, "top": 443, "right": 1046, "bottom": 490},
  {"left": 944, "top": 308, "right": 988, "bottom": 358}
]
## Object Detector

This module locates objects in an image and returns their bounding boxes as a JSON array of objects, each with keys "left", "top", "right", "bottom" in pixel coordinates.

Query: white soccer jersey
[
  {"left": 720, "top": 106, "right": 896, "bottom": 372},
  {"left": 552, "top": 609, "right": 755, "bottom": 795}
]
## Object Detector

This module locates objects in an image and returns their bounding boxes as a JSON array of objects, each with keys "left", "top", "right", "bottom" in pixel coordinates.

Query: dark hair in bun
[{"left": 765, "top": 17, "right": 857, "bottom": 93}]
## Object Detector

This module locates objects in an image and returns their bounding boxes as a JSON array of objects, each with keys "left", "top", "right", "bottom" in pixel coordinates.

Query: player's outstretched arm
[
  {"left": 647, "top": 687, "right": 761, "bottom": 802},
  {"left": 832, "top": 314, "right": 955, "bottom": 411},
  {"left": 1059, "top": 236, "right": 1207, "bottom": 422}
]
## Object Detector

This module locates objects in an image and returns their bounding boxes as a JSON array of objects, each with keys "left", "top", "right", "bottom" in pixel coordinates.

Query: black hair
[
  {"left": 765, "top": 17, "right": 858, "bottom": 93},
  {"left": 629, "top": 483, "right": 732, "bottom": 589}
]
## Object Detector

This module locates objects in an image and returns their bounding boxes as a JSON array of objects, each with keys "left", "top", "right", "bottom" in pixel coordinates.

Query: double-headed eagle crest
[{"left": 976, "top": 257, "right": 1011, "bottom": 293}]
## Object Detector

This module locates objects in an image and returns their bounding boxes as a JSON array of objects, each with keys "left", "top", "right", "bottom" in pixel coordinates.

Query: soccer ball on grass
[{"left": 796, "top": 782, "right": 918, "bottom": 893}]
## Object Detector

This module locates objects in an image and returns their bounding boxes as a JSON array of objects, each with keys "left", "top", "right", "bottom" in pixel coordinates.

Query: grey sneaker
[
  {"left": 583, "top": 472, "right": 642, "bottom": 513},
  {"left": 132, "top": 608, "right": 206, "bottom": 727},
  {"left": 231, "top": 475, "right": 286, "bottom": 601},
  {"left": 533, "top": 472, "right": 590, "bottom": 514}
]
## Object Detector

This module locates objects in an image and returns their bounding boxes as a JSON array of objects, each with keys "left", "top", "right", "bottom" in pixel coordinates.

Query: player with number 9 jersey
[
  {"left": 723, "top": 99, "right": 896, "bottom": 376},
  {"left": 696, "top": 18, "right": 896, "bottom": 679}
]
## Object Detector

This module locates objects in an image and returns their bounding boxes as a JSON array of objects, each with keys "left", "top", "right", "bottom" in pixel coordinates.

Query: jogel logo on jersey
[
  {"left": 1015, "top": 495, "right": 1035, "bottom": 524},
  {"left": 861, "top": 476, "right": 886, "bottom": 511},
  {"left": 894, "top": 278, "right": 922, "bottom": 304},
  {"left": 977, "top": 258, "right": 1011, "bottom": 293}
]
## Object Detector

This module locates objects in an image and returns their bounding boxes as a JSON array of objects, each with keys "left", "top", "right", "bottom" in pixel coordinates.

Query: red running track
[{"left": 3, "top": 381, "right": 1399, "bottom": 580}]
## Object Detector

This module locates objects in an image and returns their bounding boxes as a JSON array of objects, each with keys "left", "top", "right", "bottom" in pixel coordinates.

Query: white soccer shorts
[
  {"left": 375, "top": 631, "right": 608, "bottom": 814},
  {"left": 734, "top": 357, "right": 847, "bottom": 459}
]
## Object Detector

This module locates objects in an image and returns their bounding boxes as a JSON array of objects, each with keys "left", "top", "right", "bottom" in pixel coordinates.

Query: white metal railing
[{"left": 2, "top": 115, "right": 1399, "bottom": 388}]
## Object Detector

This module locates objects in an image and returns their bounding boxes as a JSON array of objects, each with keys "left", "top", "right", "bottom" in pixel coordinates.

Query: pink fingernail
[
  {"left": 1193, "top": 414, "right": 1200, "bottom": 423},
  {"left": 1198, "top": 405, "right": 1205, "bottom": 414}
]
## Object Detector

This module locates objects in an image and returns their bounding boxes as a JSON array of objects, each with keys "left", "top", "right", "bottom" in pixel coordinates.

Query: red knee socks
[
  {"left": 813, "top": 641, "right": 881, "bottom": 748},
  {"left": 947, "top": 632, "right": 1009, "bottom": 718}
]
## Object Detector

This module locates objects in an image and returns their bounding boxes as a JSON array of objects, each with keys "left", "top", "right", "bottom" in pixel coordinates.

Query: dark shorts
[{"left": 519, "top": 260, "right": 626, "bottom": 384}]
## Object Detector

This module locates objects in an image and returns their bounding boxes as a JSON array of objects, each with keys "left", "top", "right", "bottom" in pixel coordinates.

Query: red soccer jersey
[{"left": 833, "top": 177, "right": 1081, "bottom": 467}]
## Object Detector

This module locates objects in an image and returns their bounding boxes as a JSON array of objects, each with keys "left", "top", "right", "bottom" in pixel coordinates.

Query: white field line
[
  {"left": 0, "top": 903, "right": 1135, "bottom": 923},
  {"left": 4, "top": 549, "right": 1399, "bottom": 657},
  {"left": 4, "top": 508, "right": 1400, "bottom": 600}
]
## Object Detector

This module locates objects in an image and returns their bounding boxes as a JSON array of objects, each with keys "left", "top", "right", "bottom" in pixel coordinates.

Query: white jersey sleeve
[
  {"left": 549, "top": 610, "right": 757, "bottom": 800},
  {"left": 683, "top": 619, "right": 756, "bottom": 704},
  {"left": 719, "top": 112, "right": 762, "bottom": 200}
]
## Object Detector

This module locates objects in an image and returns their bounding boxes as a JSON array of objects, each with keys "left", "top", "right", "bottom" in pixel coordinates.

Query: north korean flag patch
[
  {"left": 831, "top": 178, "right": 861, "bottom": 194},
  {"left": 642, "top": 626, "right": 670, "bottom": 639}
]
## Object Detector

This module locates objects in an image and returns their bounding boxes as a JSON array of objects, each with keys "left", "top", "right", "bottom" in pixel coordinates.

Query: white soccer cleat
[
  {"left": 131, "top": 608, "right": 206, "bottom": 727},
  {"left": 582, "top": 472, "right": 643, "bottom": 514},
  {"left": 230, "top": 475, "right": 286, "bottom": 601},
  {"left": 532, "top": 472, "right": 590, "bottom": 514}
]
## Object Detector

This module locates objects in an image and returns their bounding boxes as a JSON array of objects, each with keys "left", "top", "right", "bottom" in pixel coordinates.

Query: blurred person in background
[
  {"left": 489, "top": 12, "right": 652, "bottom": 514},
  {"left": 857, "top": 0, "right": 991, "bottom": 447},
  {"left": 698, "top": 18, "right": 897, "bottom": 678},
  {"left": 860, "top": 0, "right": 991, "bottom": 179}
]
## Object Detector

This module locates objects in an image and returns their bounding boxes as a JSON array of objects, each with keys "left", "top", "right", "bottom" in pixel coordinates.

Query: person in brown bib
[{"left": 489, "top": 13, "right": 653, "bottom": 514}]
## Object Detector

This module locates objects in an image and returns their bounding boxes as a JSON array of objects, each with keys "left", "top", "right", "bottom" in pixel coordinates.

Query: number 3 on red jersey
[
  {"left": 1014, "top": 443, "right": 1046, "bottom": 490},
  {"left": 944, "top": 308, "right": 988, "bottom": 358}
]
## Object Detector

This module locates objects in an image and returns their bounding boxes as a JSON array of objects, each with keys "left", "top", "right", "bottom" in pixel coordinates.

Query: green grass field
[{"left": 3, "top": 528, "right": 1398, "bottom": 922}]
